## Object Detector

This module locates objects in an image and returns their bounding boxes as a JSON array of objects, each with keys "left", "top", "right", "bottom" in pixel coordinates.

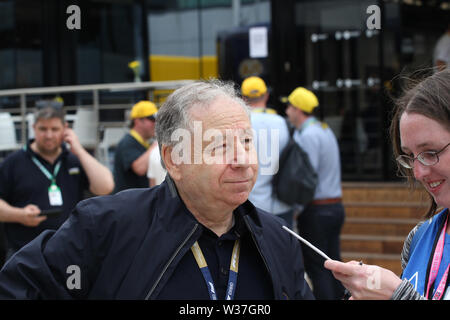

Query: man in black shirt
[
  {"left": 113, "top": 101, "right": 157, "bottom": 193},
  {"left": 0, "top": 106, "right": 114, "bottom": 258}
]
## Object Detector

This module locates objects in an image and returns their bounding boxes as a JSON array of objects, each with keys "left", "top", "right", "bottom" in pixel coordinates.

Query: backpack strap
[{"left": 285, "top": 118, "right": 296, "bottom": 137}]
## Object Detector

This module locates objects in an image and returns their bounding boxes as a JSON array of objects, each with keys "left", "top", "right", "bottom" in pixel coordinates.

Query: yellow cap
[
  {"left": 130, "top": 101, "right": 158, "bottom": 119},
  {"left": 285, "top": 87, "right": 319, "bottom": 113},
  {"left": 241, "top": 76, "right": 267, "bottom": 98}
]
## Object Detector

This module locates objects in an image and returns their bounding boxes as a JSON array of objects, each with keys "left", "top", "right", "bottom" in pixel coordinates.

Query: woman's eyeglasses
[{"left": 396, "top": 142, "right": 450, "bottom": 169}]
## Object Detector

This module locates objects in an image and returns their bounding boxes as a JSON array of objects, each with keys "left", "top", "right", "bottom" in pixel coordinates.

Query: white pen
[{"left": 282, "top": 225, "right": 332, "bottom": 261}]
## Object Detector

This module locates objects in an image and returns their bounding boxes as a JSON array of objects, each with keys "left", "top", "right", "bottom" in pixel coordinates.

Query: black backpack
[{"left": 272, "top": 121, "right": 318, "bottom": 206}]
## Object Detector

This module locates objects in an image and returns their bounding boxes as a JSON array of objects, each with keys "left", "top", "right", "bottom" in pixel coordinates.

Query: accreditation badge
[
  {"left": 48, "top": 183, "right": 63, "bottom": 206},
  {"left": 443, "top": 286, "right": 450, "bottom": 300}
]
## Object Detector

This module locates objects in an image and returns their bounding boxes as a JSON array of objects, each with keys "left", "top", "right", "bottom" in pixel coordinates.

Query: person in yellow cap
[
  {"left": 241, "top": 76, "right": 295, "bottom": 228},
  {"left": 113, "top": 101, "right": 158, "bottom": 193},
  {"left": 241, "top": 76, "right": 277, "bottom": 114},
  {"left": 285, "top": 86, "right": 345, "bottom": 300}
]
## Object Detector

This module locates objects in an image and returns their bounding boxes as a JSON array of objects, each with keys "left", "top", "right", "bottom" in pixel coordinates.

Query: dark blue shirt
[
  {"left": 0, "top": 141, "right": 89, "bottom": 251},
  {"left": 157, "top": 210, "right": 274, "bottom": 300},
  {"left": 113, "top": 133, "right": 148, "bottom": 193}
]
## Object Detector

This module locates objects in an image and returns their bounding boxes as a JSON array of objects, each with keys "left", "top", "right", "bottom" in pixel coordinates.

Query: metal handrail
[
  {"left": 0, "top": 80, "right": 195, "bottom": 96},
  {"left": 0, "top": 80, "right": 195, "bottom": 148}
]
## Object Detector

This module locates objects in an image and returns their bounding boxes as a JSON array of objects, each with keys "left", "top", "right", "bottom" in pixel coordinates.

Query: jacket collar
[
  {"left": 146, "top": 175, "right": 274, "bottom": 299},
  {"left": 153, "top": 175, "right": 199, "bottom": 233}
]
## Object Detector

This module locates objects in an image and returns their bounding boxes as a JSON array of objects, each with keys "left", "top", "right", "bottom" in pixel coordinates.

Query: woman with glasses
[{"left": 324, "top": 69, "right": 450, "bottom": 300}]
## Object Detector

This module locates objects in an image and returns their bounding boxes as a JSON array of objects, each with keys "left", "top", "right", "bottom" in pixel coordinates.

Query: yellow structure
[{"left": 149, "top": 55, "right": 218, "bottom": 103}]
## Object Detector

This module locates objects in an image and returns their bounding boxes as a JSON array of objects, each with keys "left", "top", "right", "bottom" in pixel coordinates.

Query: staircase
[{"left": 341, "top": 182, "right": 430, "bottom": 276}]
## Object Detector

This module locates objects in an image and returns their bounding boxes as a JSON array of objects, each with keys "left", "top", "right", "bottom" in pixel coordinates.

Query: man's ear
[{"left": 161, "top": 144, "right": 181, "bottom": 181}]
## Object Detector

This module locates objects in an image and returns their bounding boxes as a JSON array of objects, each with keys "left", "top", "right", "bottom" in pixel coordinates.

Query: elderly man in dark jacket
[{"left": 0, "top": 80, "right": 314, "bottom": 300}]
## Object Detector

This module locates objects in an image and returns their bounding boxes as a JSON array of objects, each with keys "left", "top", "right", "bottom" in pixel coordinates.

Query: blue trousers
[{"left": 297, "top": 202, "right": 345, "bottom": 300}]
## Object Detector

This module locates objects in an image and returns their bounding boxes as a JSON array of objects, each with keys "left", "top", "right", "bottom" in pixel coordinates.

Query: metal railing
[{"left": 0, "top": 80, "right": 195, "bottom": 149}]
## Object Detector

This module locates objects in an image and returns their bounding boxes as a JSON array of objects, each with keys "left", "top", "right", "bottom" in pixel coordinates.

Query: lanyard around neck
[
  {"left": 25, "top": 146, "right": 61, "bottom": 183},
  {"left": 426, "top": 213, "right": 449, "bottom": 300},
  {"left": 129, "top": 129, "right": 150, "bottom": 149},
  {"left": 191, "top": 239, "right": 241, "bottom": 300}
]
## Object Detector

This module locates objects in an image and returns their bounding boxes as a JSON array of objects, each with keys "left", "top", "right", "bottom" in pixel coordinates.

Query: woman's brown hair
[{"left": 390, "top": 69, "right": 450, "bottom": 219}]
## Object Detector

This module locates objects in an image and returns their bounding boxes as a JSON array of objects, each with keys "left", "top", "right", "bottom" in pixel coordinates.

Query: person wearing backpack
[
  {"left": 241, "top": 76, "right": 295, "bottom": 229},
  {"left": 325, "top": 69, "right": 450, "bottom": 300},
  {"left": 285, "top": 86, "right": 345, "bottom": 300}
]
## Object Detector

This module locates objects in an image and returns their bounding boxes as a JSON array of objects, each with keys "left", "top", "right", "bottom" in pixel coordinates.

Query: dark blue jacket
[{"left": 0, "top": 178, "right": 314, "bottom": 300}]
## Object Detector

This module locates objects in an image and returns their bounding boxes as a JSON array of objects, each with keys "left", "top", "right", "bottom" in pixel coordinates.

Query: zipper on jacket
[
  {"left": 145, "top": 223, "right": 199, "bottom": 300},
  {"left": 243, "top": 216, "right": 277, "bottom": 299}
]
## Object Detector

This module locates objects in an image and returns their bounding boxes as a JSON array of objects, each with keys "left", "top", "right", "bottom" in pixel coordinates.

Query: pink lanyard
[{"left": 426, "top": 214, "right": 449, "bottom": 300}]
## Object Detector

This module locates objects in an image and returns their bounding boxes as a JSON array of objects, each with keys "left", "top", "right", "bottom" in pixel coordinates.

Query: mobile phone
[{"left": 38, "top": 208, "right": 62, "bottom": 217}]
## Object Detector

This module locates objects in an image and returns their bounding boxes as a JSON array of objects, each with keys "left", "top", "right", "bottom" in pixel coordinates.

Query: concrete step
[
  {"left": 342, "top": 182, "right": 428, "bottom": 203},
  {"left": 344, "top": 203, "right": 427, "bottom": 219},
  {"left": 342, "top": 217, "right": 419, "bottom": 237},
  {"left": 338, "top": 182, "right": 426, "bottom": 277},
  {"left": 341, "top": 234, "right": 405, "bottom": 254}
]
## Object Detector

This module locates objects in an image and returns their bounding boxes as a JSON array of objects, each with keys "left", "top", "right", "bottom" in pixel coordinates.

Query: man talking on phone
[{"left": 0, "top": 105, "right": 114, "bottom": 261}]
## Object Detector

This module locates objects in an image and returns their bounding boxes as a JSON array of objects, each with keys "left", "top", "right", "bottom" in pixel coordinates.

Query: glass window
[
  {"left": 0, "top": 0, "right": 43, "bottom": 90},
  {"left": 295, "top": 0, "right": 383, "bottom": 179},
  {"left": 77, "top": 1, "right": 144, "bottom": 84},
  {"left": 0, "top": 1, "right": 15, "bottom": 90},
  {"left": 15, "top": 0, "right": 43, "bottom": 88},
  {"left": 147, "top": 0, "right": 270, "bottom": 82}
]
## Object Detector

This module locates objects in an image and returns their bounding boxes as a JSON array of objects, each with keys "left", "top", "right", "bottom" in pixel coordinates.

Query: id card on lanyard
[
  {"left": 30, "top": 154, "right": 63, "bottom": 206},
  {"left": 426, "top": 214, "right": 449, "bottom": 300},
  {"left": 191, "top": 240, "right": 240, "bottom": 300},
  {"left": 48, "top": 182, "right": 63, "bottom": 206}
]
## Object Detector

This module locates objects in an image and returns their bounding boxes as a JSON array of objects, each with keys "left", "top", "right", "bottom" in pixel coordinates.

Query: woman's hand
[{"left": 324, "top": 259, "right": 402, "bottom": 300}]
